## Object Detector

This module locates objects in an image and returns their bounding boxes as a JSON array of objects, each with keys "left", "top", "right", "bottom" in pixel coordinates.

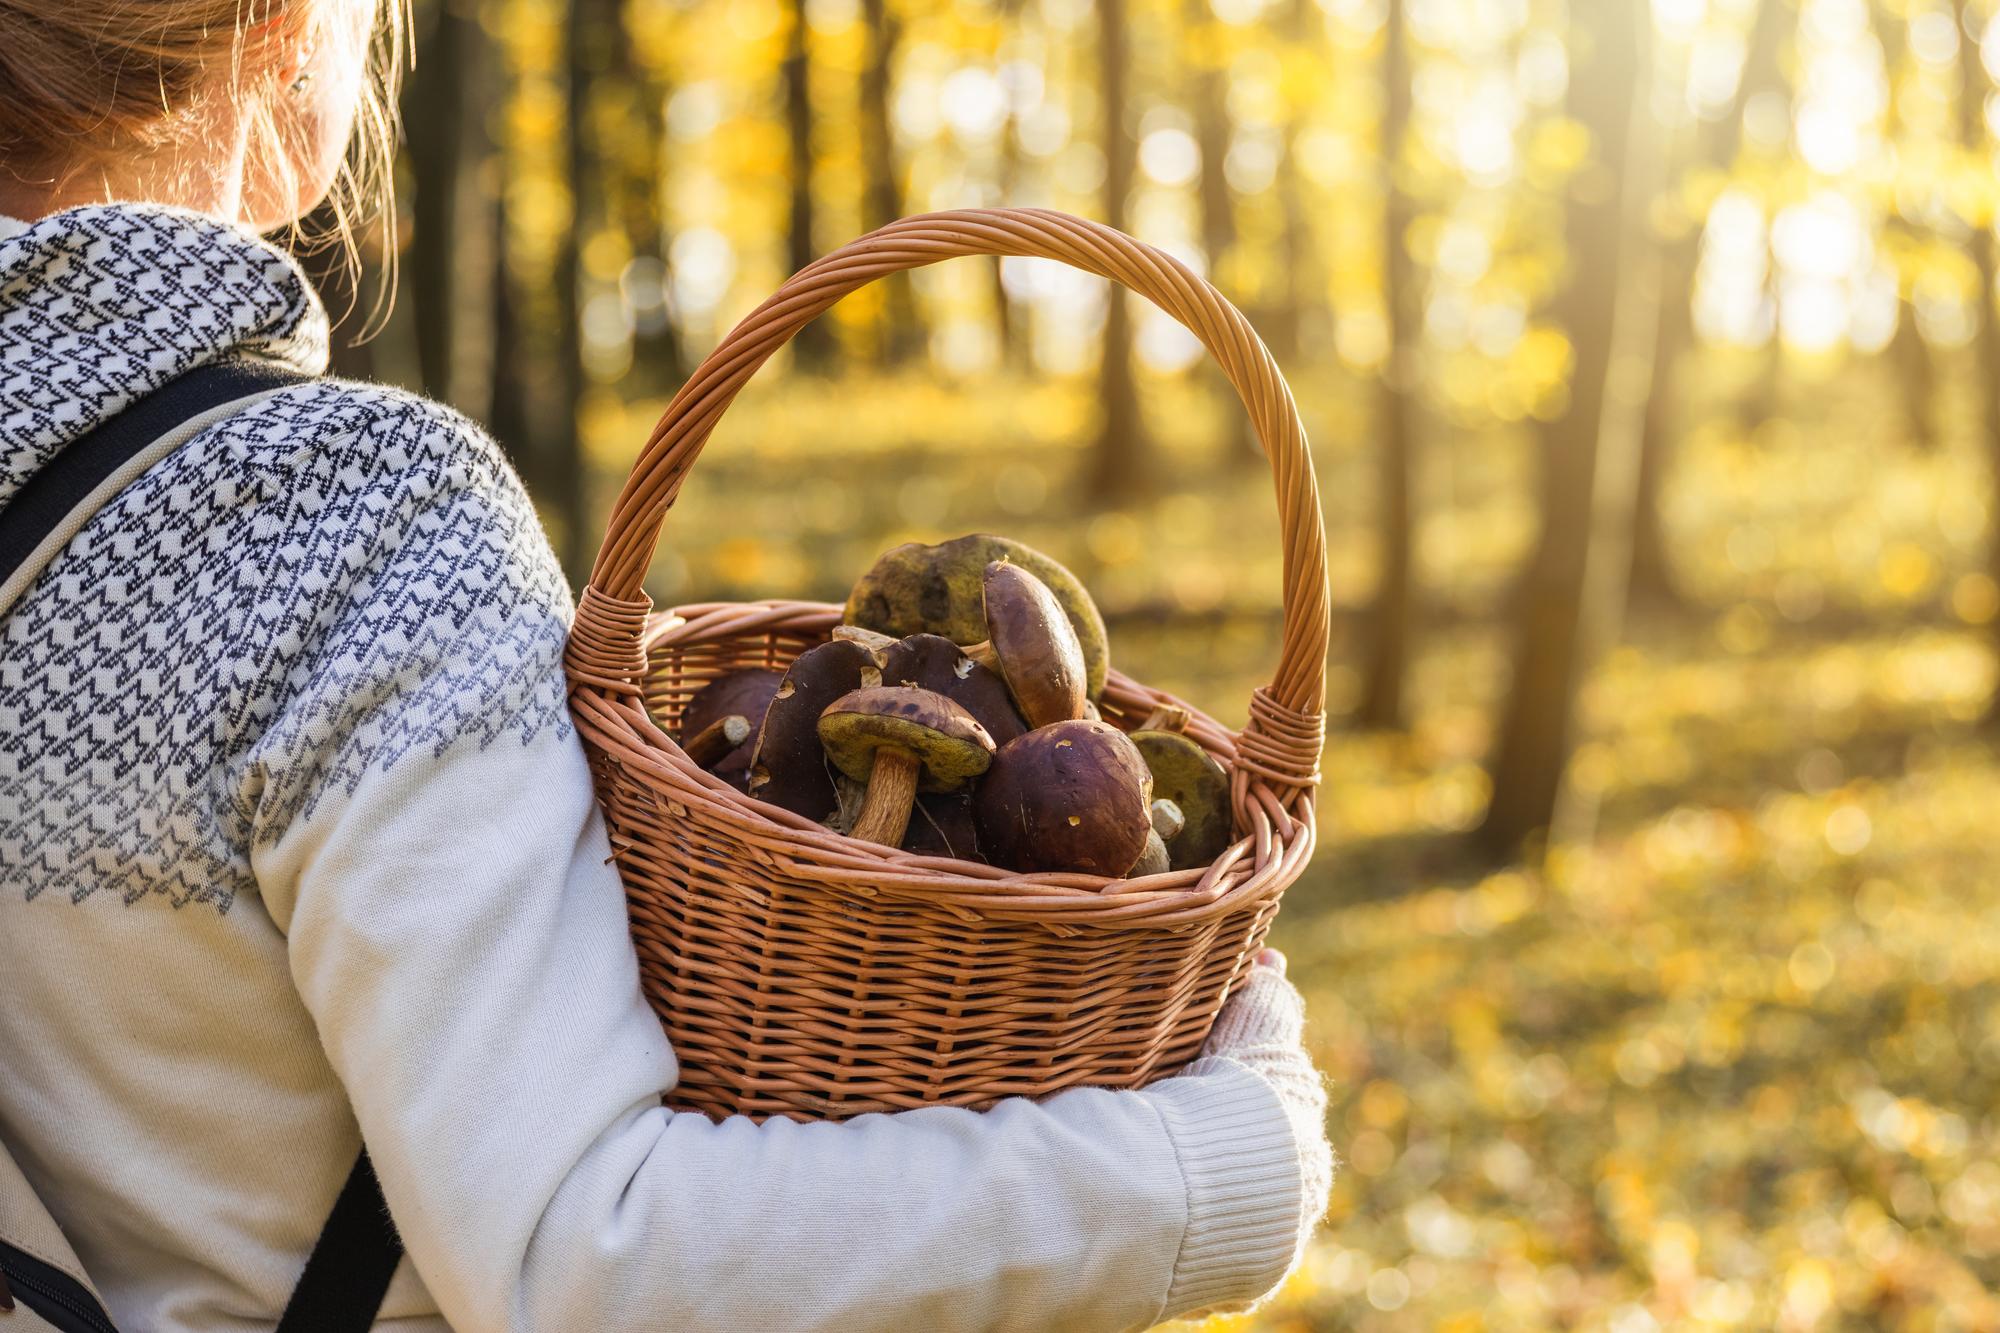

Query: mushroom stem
[
  {"left": 1128, "top": 832, "right": 1171, "bottom": 878},
  {"left": 850, "top": 747, "right": 921, "bottom": 846},
  {"left": 1140, "top": 704, "right": 1191, "bottom": 734},
  {"left": 963, "top": 639, "right": 1002, "bottom": 674},
  {"left": 1150, "top": 798, "right": 1186, "bottom": 841},
  {"left": 682, "top": 714, "right": 751, "bottom": 767}
]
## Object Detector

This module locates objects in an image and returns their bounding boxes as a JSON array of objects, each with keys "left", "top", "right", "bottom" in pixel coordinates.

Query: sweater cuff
[{"left": 1147, "top": 1055, "right": 1304, "bottom": 1320}]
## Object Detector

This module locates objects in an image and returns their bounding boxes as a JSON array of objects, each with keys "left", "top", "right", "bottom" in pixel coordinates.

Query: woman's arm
[{"left": 248, "top": 398, "right": 1322, "bottom": 1332}]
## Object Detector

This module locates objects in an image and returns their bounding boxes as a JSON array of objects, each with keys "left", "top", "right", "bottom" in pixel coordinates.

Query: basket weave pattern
[{"left": 565, "top": 209, "right": 1330, "bottom": 1120}]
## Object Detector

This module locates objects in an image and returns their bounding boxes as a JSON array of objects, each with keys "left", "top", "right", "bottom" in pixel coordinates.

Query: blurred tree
[
  {"left": 1958, "top": 0, "right": 2000, "bottom": 726},
  {"left": 603, "top": 2, "right": 681, "bottom": 386},
  {"left": 550, "top": 0, "right": 614, "bottom": 583},
  {"left": 1187, "top": 0, "right": 1234, "bottom": 300},
  {"left": 990, "top": 0, "right": 1030, "bottom": 372},
  {"left": 1873, "top": 0, "right": 1940, "bottom": 453},
  {"left": 405, "top": 0, "right": 498, "bottom": 413},
  {"left": 489, "top": 150, "right": 534, "bottom": 482},
  {"left": 292, "top": 206, "right": 376, "bottom": 381},
  {"left": 1479, "top": 0, "right": 1657, "bottom": 858},
  {"left": 1630, "top": 0, "right": 1788, "bottom": 612},
  {"left": 785, "top": 0, "right": 836, "bottom": 370},
  {"left": 1357, "top": 0, "right": 1416, "bottom": 731},
  {"left": 1266, "top": 0, "right": 1316, "bottom": 365},
  {"left": 1184, "top": 0, "right": 1253, "bottom": 461},
  {"left": 1091, "top": 0, "right": 1150, "bottom": 500},
  {"left": 860, "top": 0, "right": 926, "bottom": 363}
]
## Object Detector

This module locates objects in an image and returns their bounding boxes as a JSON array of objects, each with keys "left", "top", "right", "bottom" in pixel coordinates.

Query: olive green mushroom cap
[
  {"left": 844, "top": 534, "right": 1110, "bottom": 699},
  {"left": 1131, "top": 729, "right": 1232, "bottom": 871},
  {"left": 818, "top": 687, "right": 997, "bottom": 792}
]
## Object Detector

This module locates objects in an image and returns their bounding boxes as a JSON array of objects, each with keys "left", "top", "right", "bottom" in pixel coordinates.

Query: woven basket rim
[{"left": 574, "top": 600, "right": 1314, "bottom": 928}]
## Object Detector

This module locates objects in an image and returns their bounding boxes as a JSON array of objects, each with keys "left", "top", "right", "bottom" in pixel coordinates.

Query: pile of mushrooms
[{"left": 660, "top": 534, "right": 1233, "bottom": 880}]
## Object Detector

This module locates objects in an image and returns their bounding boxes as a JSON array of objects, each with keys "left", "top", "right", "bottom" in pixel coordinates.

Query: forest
[{"left": 314, "top": 0, "right": 2000, "bottom": 1325}]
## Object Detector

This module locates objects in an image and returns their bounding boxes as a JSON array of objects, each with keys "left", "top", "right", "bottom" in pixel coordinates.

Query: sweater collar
[{"left": 0, "top": 203, "right": 329, "bottom": 508}]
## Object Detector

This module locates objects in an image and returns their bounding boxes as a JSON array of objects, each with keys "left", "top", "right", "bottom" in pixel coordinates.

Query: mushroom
[
  {"left": 844, "top": 534, "right": 1110, "bottom": 699},
  {"left": 679, "top": 668, "right": 783, "bottom": 788},
  {"left": 745, "top": 639, "right": 887, "bottom": 820},
  {"left": 962, "top": 561, "right": 1087, "bottom": 728},
  {"left": 1126, "top": 799, "right": 1185, "bottom": 878},
  {"left": 817, "top": 687, "right": 997, "bottom": 847},
  {"left": 826, "top": 775, "right": 985, "bottom": 862},
  {"left": 1130, "top": 726, "right": 1231, "bottom": 871},
  {"left": 681, "top": 714, "right": 751, "bottom": 768},
  {"left": 879, "top": 632, "right": 1027, "bottom": 745},
  {"left": 902, "top": 792, "right": 983, "bottom": 861},
  {"left": 973, "top": 720, "right": 1154, "bottom": 876}
]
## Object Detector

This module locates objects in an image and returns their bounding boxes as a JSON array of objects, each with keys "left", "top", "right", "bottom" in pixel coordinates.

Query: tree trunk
[
  {"left": 551, "top": 0, "right": 609, "bottom": 586},
  {"left": 1356, "top": 0, "right": 1416, "bottom": 731},
  {"left": 1089, "top": 0, "right": 1148, "bottom": 500},
  {"left": 489, "top": 155, "right": 535, "bottom": 486},
  {"left": 1873, "top": 3, "right": 1938, "bottom": 452},
  {"left": 1476, "top": 0, "right": 1657, "bottom": 859},
  {"left": 1888, "top": 309, "right": 1939, "bottom": 450},
  {"left": 991, "top": 9, "right": 1028, "bottom": 374},
  {"left": 860, "top": 0, "right": 924, "bottom": 365},
  {"left": 1185, "top": 0, "right": 1251, "bottom": 461},
  {"left": 1188, "top": 2, "right": 1234, "bottom": 275},
  {"left": 1265, "top": 0, "right": 1314, "bottom": 368},
  {"left": 607, "top": 6, "right": 682, "bottom": 387},
  {"left": 784, "top": 0, "right": 835, "bottom": 371},
  {"left": 1631, "top": 0, "right": 1788, "bottom": 611},
  {"left": 1628, "top": 310, "right": 1682, "bottom": 609},
  {"left": 1959, "top": 2, "right": 2000, "bottom": 726},
  {"left": 405, "top": 0, "right": 497, "bottom": 414}
]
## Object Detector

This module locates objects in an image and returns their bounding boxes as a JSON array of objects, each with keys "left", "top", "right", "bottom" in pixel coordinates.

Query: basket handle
[{"left": 567, "top": 208, "right": 1329, "bottom": 793}]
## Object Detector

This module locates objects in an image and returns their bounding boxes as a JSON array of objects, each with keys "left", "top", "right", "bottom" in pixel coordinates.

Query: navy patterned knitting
[{"left": 0, "top": 204, "right": 573, "bottom": 911}]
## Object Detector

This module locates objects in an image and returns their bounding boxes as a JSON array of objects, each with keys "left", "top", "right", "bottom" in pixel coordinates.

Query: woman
[{"left": 0, "top": 1, "right": 1334, "bottom": 1329}]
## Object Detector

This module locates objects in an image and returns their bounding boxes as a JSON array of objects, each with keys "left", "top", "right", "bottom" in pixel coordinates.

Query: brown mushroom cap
[
  {"left": 973, "top": 721, "right": 1154, "bottom": 876},
  {"left": 902, "top": 792, "right": 984, "bottom": 861},
  {"left": 879, "top": 632, "right": 1027, "bottom": 745},
  {"left": 976, "top": 561, "right": 1087, "bottom": 728},
  {"left": 843, "top": 534, "right": 1110, "bottom": 699},
  {"left": 746, "top": 639, "right": 886, "bottom": 819},
  {"left": 817, "top": 687, "right": 996, "bottom": 792},
  {"left": 1131, "top": 730, "right": 1231, "bottom": 871},
  {"left": 681, "top": 668, "right": 783, "bottom": 787}
]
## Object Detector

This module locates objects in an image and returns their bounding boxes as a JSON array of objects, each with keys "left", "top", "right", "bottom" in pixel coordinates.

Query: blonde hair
[{"left": 0, "top": 0, "right": 406, "bottom": 322}]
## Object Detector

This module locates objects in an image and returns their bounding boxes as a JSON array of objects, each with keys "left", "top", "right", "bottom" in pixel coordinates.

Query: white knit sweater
[{"left": 0, "top": 204, "right": 1326, "bottom": 1332}]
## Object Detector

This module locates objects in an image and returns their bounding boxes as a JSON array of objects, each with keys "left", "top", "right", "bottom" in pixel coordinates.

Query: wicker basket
[{"left": 563, "top": 208, "right": 1330, "bottom": 1121}]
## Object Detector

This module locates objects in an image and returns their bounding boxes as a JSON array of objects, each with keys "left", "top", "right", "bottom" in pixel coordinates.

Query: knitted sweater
[{"left": 0, "top": 204, "right": 1318, "bottom": 1332}]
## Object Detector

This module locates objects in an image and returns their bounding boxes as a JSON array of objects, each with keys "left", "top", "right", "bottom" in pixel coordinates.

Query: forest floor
[{"left": 594, "top": 349, "right": 2000, "bottom": 1330}]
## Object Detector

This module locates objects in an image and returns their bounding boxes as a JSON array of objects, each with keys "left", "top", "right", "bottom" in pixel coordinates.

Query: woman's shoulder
[
  {"left": 232, "top": 375, "right": 521, "bottom": 497},
  {"left": 210, "top": 374, "right": 570, "bottom": 617}
]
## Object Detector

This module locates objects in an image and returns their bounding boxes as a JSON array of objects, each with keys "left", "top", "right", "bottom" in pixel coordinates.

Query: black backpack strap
[
  {"left": 0, "top": 356, "right": 309, "bottom": 598},
  {"left": 275, "top": 1150, "right": 403, "bottom": 1333},
  {"left": 0, "top": 357, "right": 406, "bottom": 1331}
]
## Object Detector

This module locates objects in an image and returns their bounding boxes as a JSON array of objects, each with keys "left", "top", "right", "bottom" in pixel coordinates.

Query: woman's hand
[{"left": 1190, "top": 949, "right": 1334, "bottom": 1258}]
